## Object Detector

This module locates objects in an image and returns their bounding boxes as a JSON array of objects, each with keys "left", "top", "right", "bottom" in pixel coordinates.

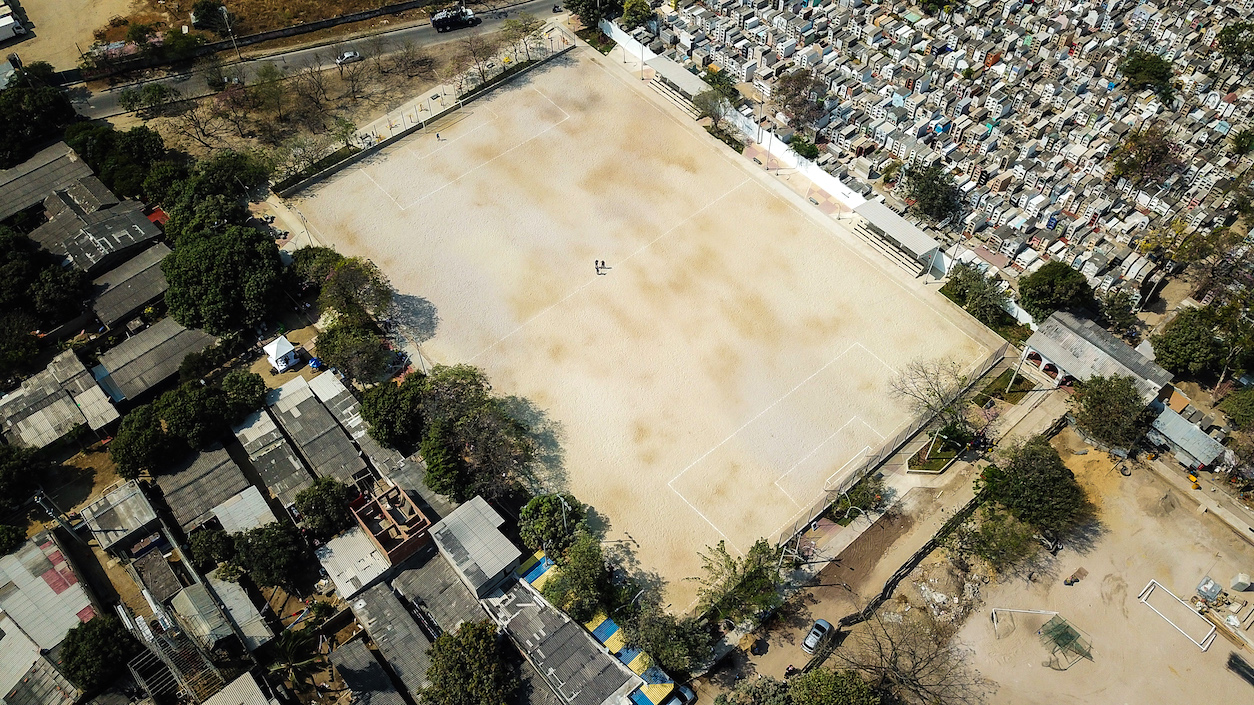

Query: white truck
[{"left": 0, "top": 2, "right": 27, "bottom": 42}]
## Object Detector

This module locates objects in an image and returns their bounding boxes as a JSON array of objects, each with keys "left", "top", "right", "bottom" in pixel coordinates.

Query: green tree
[
  {"left": 1017, "top": 261, "right": 1094, "bottom": 322},
  {"left": 702, "top": 67, "right": 739, "bottom": 100},
  {"left": 192, "top": 0, "right": 233, "bottom": 35},
  {"left": 0, "top": 73, "right": 76, "bottom": 168},
  {"left": 692, "top": 539, "right": 783, "bottom": 624},
  {"left": 771, "top": 70, "right": 826, "bottom": 128},
  {"left": 64, "top": 123, "right": 174, "bottom": 199},
  {"left": 1110, "top": 127, "right": 1182, "bottom": 185},
  {"left": 0, "top": 524, "right": 25, "bottom": 556},
  {"left": 1221, "top": 388, "right": 1254, "bottom": 429},
  {"left": 713, "top": 676, "right": 791, "bottom": 705},
  {"left": 0, "top": 312, "right": 39, "bottom": 377},
  {"left": 109, "top": 405, "right": 173, "bottom": 479},
  {"left": 290, "top": 246, "right": 345, "bottom": 289},
  {"left": 540, "top": 530, "right": 610, "bottom": 621},
  {"left": 0, "top": 444, "right": 43, "bottom": 511},
  {"left": 1100, "top": 290, "right": 1139, "bottom": 338},
  {"left": 251, "top": 63, "right": 289, "bottom": 119},
  {"left": 294, "top": 477, "right": 356, "bottom": 539},
  {"left": 1232, "top": 128, "right": 1254, "bottom": 156},
  {"left": 1150, "top": 307, "right": 1221, "bottom": 377},
  {"left": 1118, "top": 49, "right": 1174, "bottom": 103},
  {"left": 566, "top": 0, "right": 623, "bottom": 26},
  {"left": 189, "top": 528, "right": 237, "bottom": 570},
  {"left": 422, "top": 421, "right": 472, "bottom": 501},
  {"left": 59, "top": 616, "right": 142, "bottom": 691},
  {"left": 902, "top": 163, "right": 962, "bottom": 223},
  {"left": 221, "top": 370, "right": 269, "bottom": 417},
  {"left": 1218, "top": 22, "right": 1254, "bottom": 70},
  {"left": 519, "top": 493, "right": 587, "bottom": 554},
  {"left": 318, "top": 257, "right": 394, "bottom": 321},
  {"left": 620, "top": 0, "right": 653, "bottom": 30},
  {"left": 0, "top": 226, "right": 88, "bottom": 329},
  {"left": 421, "top": 364, "right": 493, "bottom": 430},
  {"left": 944, "top": 262, "right": 1007, "bottom": 326},
  {"left": 620, "top": 588, "right": 713, "bottom": 676},
  {"left": 361, "top": 372, "right": 426, "bottom": 450},
  {"left": 1071, "top": 374, "right": 1151, "bottom": 449},
  {"left": 155, "top": 382, "right": 231, "bottom": 450},
  {"left": 946, "top": 506, "right": 1038, "bottom": 572},
  {"left": 456, "top": 400, "right": 534, "bottom": 501},
  {"left": 235, "top": 522, "right": 306, "bottom": 589},
  {"left": 316, "top": 317, "right": 392, "bottom": 382},
  {"left": 790, "top": 136, "right": 820, "bottom": 160},
  {"left": 982, "top": 436, "right": 1089, "bottom": 534},
  {"left": 30, "top": 265, "right": 88, "bottom": 324},
  {"left": 421, "top": 620, "right": 520, "bottom": 705},
  {"left": 693, "top": 89, "right": 732, "bottom": 130},
  {"left": 789, "top": 669, "right": 879, "bottom": 705},
  {"left": 163, "top": 225, "right": 283, "bottom": 335}
]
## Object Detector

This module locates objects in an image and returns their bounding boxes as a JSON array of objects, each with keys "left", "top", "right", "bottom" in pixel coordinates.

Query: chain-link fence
[{"left": 776, "top": 342, "right": 1012, "bottom": 545}]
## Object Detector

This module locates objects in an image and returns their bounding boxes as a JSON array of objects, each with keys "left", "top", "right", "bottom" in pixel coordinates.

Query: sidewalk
[{"left": 1145, "top": 457, "right": 1254, "bottom": 546}]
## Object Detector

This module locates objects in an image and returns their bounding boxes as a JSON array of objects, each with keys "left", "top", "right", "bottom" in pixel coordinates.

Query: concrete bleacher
[
  {"left": 647, "top": 78, "right": 700, "bottom": 119},
  {"left": 853, "top": 222, "right": 927, "bottom": 277}
]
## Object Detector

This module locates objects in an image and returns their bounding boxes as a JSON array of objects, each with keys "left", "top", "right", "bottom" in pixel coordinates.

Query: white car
[
  {"left": 335, "top": 51, "right": 363, "bottom": 65},
  {"left": 801, "top": 619, "right": 832, "bottom": 654}
]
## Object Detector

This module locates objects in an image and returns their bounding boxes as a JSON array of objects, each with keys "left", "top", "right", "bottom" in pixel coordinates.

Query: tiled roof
[
  {"left": 94, "top": 317, "right": 215, "bottom": 401},
  {"left": 132, "top": 549, "right": 182, "bottom": 604},
  {"left": 91, "top": 243, "right": 171, "bottom": 328},
  {"left": 308, "top": 372, "right": 409, "bottom": 477},
  {"left": 315, "top": 526, "right": 389, "bottom": 600},
  {"left": 0, "top": 143, "right": 92, "bottom": 221},
  {"left": 391, "top": 544, "right": 487, "bottom": 633},
  {"left": 212, "top": 486, "right": 278, "bottom": 534},
  {"left": 154, "top": 448, "right": 251, "bottom": 532},
  {"left": 349, "top": 583, "right": 433, "bottom": 698}
]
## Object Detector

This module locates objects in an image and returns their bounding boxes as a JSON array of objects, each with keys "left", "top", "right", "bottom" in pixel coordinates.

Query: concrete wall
[{"left": 598, "top": 19, "right": 658, "bottom": 61}]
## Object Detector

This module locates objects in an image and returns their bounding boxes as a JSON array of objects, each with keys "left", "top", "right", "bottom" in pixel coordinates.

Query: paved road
[{"left": 75, "top": 0, "right": 565, "bottom": 119}]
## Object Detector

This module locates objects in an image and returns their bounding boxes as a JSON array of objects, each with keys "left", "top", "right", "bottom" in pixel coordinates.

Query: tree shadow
[
  {"left": 497, "top": 394, "right": 567, "bottom": 494},
  {"left": 1062, "top": 516, "right": 1106, "bottom": 557},
  {"left": 391, "top": 293, "right": 440, "bottom": 343},
  {"left": 702, "top": 648, "right": 759, "bottom": 692}
]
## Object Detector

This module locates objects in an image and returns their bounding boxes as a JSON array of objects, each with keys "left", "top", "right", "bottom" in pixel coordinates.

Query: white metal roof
[
  {"left": 0, "top": 534, "right": 96, "bottom": 649},
  {"left": 852, "top": 199, "right": 941, "bottom": 257},
  {"left": 431, "top": 496, "right": 520, "bottom": 596},
  {"left": 202, "top": 673, "right": 271, "bottom": 705},
  {"left": 315, "top": 526, "right": 389, "bottom": 600},
  {"left": 212, "top": 486, "right": 278, "bottom": 534},
  {"left": 645, "top": 55, "right": 712, "bottom": 98}
]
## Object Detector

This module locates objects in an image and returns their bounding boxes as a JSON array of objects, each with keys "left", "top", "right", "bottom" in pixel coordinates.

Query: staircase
[{"left": 648, "top": 77, "right": 701, "bottom": 119}]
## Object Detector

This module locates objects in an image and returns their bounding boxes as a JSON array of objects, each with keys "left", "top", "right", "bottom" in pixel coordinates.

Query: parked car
[
  {"left": 659, "top": 685, "right": 695, "bottom": 705},
  {"left": 801, "top": 619, "right": 832, "bottom": 654},
  {"left": 335, "top": 51, "right": 363, "bottom": 65}
]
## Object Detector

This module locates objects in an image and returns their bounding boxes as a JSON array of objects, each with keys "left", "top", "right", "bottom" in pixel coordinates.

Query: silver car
[
  {"left": 801, "top": 619, "right": 832, "bottom": 654},
  {"left": 660, "top": 685, "right": 695, "bottom": 705}
]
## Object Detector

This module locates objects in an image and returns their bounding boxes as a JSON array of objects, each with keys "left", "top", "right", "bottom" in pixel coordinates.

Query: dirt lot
[
  {"left": 290, "top": 46, "right": 1001, "bottom": 604},
  {"left": 959, "top": 427, "right": 1254, "bottom": 704},
  {"left": 9, "top": 0, "right": 135, "bottom": 68}
]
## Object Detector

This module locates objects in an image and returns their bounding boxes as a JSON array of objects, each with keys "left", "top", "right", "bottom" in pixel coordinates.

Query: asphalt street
[{"left": 75, "top": 0, "right": 565, "bottom": 119}]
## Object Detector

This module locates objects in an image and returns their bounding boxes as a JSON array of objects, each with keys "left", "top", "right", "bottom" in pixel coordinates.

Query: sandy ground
[
  {"left": 960, "top": 427, "right": 1254, "bottom": 704},
  {"left": 292, "top": 47, "right": 1000, "bottom": 604},
  {"left": 8, "top": 0, "right": 136, "bottom": 69}
]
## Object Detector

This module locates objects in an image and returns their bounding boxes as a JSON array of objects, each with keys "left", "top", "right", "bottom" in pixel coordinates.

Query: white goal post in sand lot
[
  {"left": 991, "top": 608, "right": 1058, "bottom": 638},
  {"left": 1137, "top": 579, "right": 1218, "bottom": 651}
]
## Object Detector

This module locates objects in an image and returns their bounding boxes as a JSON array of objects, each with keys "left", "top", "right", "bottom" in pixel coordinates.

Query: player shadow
[
  {"left": 496, "top": 394, "right": 568, "bottom": 493},
  {"left": 391, "top": 293, "right": 440, "bottom": 342}
]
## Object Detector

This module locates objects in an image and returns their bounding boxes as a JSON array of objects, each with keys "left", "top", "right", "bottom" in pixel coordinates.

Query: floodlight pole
[{"left": 221, "top": 6, "right": 242, "bottom": 61}]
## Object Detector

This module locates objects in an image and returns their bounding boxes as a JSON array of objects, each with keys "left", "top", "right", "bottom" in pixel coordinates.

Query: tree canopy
[
  {"left": 0, "top": 524, "right": 25, "bottom": 556},
  {"left": 64, "top": 123, "right": 179, "bottom": 199},
  {"left": 1218, "top": 22, "right": 1254, "bottom": 70},
  {"left": 519, "top": 493, "right": 587, "bottom": 554},
  {"left": 0, "top": 64, "right": 76, "bottom": 168},
  {"left": 234, "top": 522, "right": 306, "bottom": 589},
  {"left": 1017, "top": 261, "right": 1094, "bottom": 322},
  {"left": 943, "top": 262, "right": 1008, "bottom": 326},
  {"left": 163, "top": 225, "right": 284, "bottom": 335},
  {"left": 294, "top": 477, "right": 357, "bottom": 539},
  {"left": 189, "top": 528, "right": 238, "bottom": 571},
  {"left": 0, "top": 444, "right": 44, "bottom": 512},
  {"left": 693, "top": 89, "right": 732, "bottom": 130},
  {"left": 1070, "top": 374, "right": 1150, "bottom": 449},
  {"left": 1110, "top": 127, "right": 1182, "bottom": 185},
  {"left": 421, "top": 620, "right": 520, "bottom": 705},
  {"left": 1221, "top": 388, "right": 1254, "bottom": 429},
  {"left": 59, "top": 616, "right": 142, "bottom": 691},
  {"left": 902, "top": 164, "right": 962, "bottom": 223},
  {"left": 772, "top": 70, "right": 827, "bottom": 128},
  {"left": 946, "top": 505, "right": 1038, "bottom": 573},
  {"left": 109, "top": 404, "right": 175, "bottom": 479},
  {"left": 1151, "top": 307, "right": 1222, "bottom": 377},
  {"left": 290, "top": 246, "right": 345, "bottom": 290},
  {"left": 0, "top": 226, "right": 89, "bottom": 376},
  {"left": 540, "top": 530, "right": 610, "bottom": 621},
  {"left": 982, "top": 436, "right": 1089, "bottom": 535},
  {"left": 693, "top": 539, "right": 783, "bottom": 625},
  {"left": 1119, "top": 49, "right": 1174, "bottom": 103},
  {"left": 619, "top": 588, "right": 714, "bottom": 676},
  {"left": 789, "top": 669, "right": 880, "bottom": 705},
  {"left": 566, "top": 0, "right": 623, "bottom": 26},
  {"left": 318, "top": 257, "right": 395, "bottom": 321},
  {"left": 361, "top": 372, "right": 426, "bottom": 450},
  {"left": 620, "top": 0, "right": 653, "bottom": 29},
  {"left": 316, "top": 316, "right": 392, "bottom": 382}
]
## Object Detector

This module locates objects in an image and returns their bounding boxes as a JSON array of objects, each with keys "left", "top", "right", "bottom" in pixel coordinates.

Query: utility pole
[{"left": 221, "top": 5, "right": 242, "bottom": 61}]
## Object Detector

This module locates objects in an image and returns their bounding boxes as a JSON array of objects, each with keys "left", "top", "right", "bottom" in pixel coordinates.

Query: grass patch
[
  {"left": 907, "top": 439, "right": 960, "bottom": 473},
  {"left": 825, "top": 472, "right": 888, "bottom": 525},
  {"left": 939, "top": 281, "right": 1032, "bottom": 345},
  {"left": 705, "top": 124, "right": 745, "bottom": 151},
  {"left": 971, "top": 368, "right": 1037, "bottom": 407},
  {"left": 272, "top": 145, "right": 360, "bottom": 192},
  {"left": 576, "top": 27, "right": 615, "bottom": 55}
]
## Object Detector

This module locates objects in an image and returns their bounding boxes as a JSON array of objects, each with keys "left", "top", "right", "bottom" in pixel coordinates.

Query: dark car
[{"left": 801, "top": 619, "right": 832, "bottom": 654}]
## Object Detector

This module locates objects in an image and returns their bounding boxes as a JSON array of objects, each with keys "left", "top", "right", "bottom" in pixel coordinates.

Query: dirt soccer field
[{"left": 292, "top": 47, "right": 999, "bottom": 603}]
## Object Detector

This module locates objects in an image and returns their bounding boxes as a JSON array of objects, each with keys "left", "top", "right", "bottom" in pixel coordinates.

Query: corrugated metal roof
[
  {"left": 0, "top": 143, "right": 92, "bottom": 221},
  {"left": 0, "top": 618, "right": 79, "bottom": 705},
  {"left": 329, "top": 641, "right": 408, "bottom": 705},
  {"left": 206, "top": 569, "right": 273, "bottom": 652},
  {"left": 269, "top": 376, "right": 367, "bottom": 483},
  {"left": 307, "top": 372, "right": 408, "bottom": 477},
  {"left": 132, "top": 550, "right": 182, "bottom": 604},
  {"left": 212, "top": 486, "right": 278, "bottom": 534},
  {"left": 431, "top": 496, "right": 521, "bottom": 596},
  {"left": 202, "top": 673, "right": 270, "bottom": 705},
  {"left": 79, "top": 480, "right": 158, "bottom": 552},
  {"left": 1151, "top": 407, "right": 1226, "bottom": 468},
  {"left": 95, "top": 318, "right": 215, "bottom": 401},
  {"left": 0, "top": 350, "right": 119, "bottom": 448},
  {"left": 233, "top": 410, "right": 314, "bottom": 510},
  {"left": 488, "top": 581, "right": 639, "bottom": 705},
  {"left": 91, "top": 243, "right": 171, "bottom": 328},
  {"left": 155, "top": 449, "right": 251, "bottom": 532},
  {"left": 853, "top": 199, "right": 941, "bottom": 257},
  {"left": 350, "top": 583, "right": 432, "bottom": 698},
  {"left": 0, "top": 533, "right": 96, "bottom": 650},
  {"left": 1025, "top": 311, "right": 1172, "bottom": 400},
  {"left": 391, "top": 545, "right": 487, "bottom": 633},
  {"left": 171, "top": 583, "right": 233, "bottom": 647},
  {"left": 316, "top": 526, "right": 389, "bottom": 600}
]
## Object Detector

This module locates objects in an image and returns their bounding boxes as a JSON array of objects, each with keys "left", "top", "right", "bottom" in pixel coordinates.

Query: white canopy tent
[{"left": 263, "top": 336, "right": 299, "bottom": 372}]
